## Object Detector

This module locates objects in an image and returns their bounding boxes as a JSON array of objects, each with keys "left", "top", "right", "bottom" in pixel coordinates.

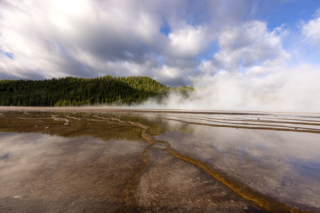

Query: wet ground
[{"left": 0, "top": 107, "right": 320, "bottom": 212}]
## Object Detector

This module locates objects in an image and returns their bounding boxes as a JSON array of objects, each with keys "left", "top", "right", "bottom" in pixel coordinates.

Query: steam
[
  {"left": 136, "top": 64, "right": 320, "bottom": 112},
  {"left": 134, "top": 20, "right": 320, "bottom": 113}
]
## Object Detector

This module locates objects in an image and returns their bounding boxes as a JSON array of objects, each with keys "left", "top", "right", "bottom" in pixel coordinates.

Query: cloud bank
[{"left": 0, "top": 0, "right": 320, "bottom": 111}]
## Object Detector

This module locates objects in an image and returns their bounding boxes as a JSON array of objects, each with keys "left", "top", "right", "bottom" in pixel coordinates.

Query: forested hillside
[{"left": 0, "top": 75, "right": 192, "bottom": 106}]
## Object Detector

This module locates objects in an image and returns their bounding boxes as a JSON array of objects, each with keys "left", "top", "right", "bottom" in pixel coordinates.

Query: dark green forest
[{"left": 0, "top": 76, "right": 193, "bottom": 106}]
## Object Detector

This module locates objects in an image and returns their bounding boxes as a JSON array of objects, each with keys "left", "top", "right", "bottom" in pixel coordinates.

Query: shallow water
[{"left": 0, "top": 108, "right": 320, "bottom": 212}]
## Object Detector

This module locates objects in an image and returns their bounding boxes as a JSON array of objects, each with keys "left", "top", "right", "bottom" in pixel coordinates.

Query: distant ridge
[{"left": 0, "top": 76, "right": 193, "bottom": 106}]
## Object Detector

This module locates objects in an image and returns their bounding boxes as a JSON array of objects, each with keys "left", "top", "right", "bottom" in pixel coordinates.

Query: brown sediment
[
  {"left": 137, "top": 115, "right": 320, "bottom": 134},
  {"left": 173, "top": 114, "right": 320, "bottom": 126},
  {"left": 2, "top": 106, "right": 320, "bottom": 119},
  {"left": 104, "top": 115, "right": 311, "bottom": 213},
  {"left": 158, "top": 140, "right": 310, "bottom": 213},
  {"left": 160, "top": 115, "right": 320, "bottom": 131},
  {"left": 0, "top": 133, "right": 148, "bottom": 213},
  {"left": 17, "top": 117, "right": 52, "bottom": 120},
  {"left": 122, "top": 143, "right": 154, "bottom": 211},
  {"left": 162, "top": 115, "right": 315, "bottom": 129},
  {"left": 91, "top": 115, "right": 133, "bottom": 125},
  {"left": 18, "top": 115, "right": 70, "bottom": 124},
  {"left": 0, "top": 112, "right": 145, "bottom": 142},
  {"left": 84, "top": 118, "right": 129, "bottom": 124},
  {"left": 108, "top": 117, "right": 154, "bottom": 144},
  {"left": 122, "top": 142, "right": 266, "bottom": 212},
  {"left": 0, "top": 110, "right": 316, "bottom": 212},
  {"left": 0, "top": 132, "right": 15, "bottom": 135},
  {"left": 65, "top": 115, "right": 81, "bottom": 121},
  {"left": 150, "top": 147, "right": 167, "bottom": 151}
]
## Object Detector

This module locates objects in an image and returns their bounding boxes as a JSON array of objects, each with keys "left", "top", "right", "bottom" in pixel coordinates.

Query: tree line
[{"left": 0, "top": 75, "right": 193, "bottom": 106}]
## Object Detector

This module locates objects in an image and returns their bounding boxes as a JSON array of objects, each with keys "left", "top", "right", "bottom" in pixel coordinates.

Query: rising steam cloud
[{"left": 136, "top": 65, "right": 320, "bottom": 112}]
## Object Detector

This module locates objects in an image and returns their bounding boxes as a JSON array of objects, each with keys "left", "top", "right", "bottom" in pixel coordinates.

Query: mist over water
[{"left": 136, "top": 65, "right": 320, "bottom": 112}]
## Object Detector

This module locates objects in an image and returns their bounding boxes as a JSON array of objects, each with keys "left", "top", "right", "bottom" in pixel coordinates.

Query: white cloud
[
  {"left": 215, "top": 21, "right": 289, "bottom": 71},
  {"left": 302, "top": 8, "right": 320, "bottom": 48},
  {"left": 168, "top": 25, "right": 210, "bottom": 57},
  {"left": 313, "top": 7, "right": 320, "bottom": 18},
  {"left": 0, "top": 0, "right": 165, "bottom": 79},
  {"left": 197, "top": 21, "right": 290, "bottom": 79},
  {"left": 0, "top": 0, "right": 254, "bottom": 85}
]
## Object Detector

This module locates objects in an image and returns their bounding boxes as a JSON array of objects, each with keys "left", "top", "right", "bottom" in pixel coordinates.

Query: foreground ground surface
[{"left": 0, "top": 107, "right": 320, "bottom": 213}]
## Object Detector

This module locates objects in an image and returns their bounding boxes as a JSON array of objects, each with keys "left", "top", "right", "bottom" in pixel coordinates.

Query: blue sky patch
[
  {"left": 0, "top": 49, "right": 14, "bottom": 59},
  {"left": 160, "top": 20, "right": 171, "bottom": 36}
]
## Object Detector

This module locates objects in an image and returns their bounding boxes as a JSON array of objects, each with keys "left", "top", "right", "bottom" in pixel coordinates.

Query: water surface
[{"left": 0, "top": 108, "right": 320, "bottom": 212}]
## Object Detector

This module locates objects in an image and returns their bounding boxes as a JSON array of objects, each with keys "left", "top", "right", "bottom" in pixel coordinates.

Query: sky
[{"left": 1, "top": 0, "right": 320, "bottom": 111}]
